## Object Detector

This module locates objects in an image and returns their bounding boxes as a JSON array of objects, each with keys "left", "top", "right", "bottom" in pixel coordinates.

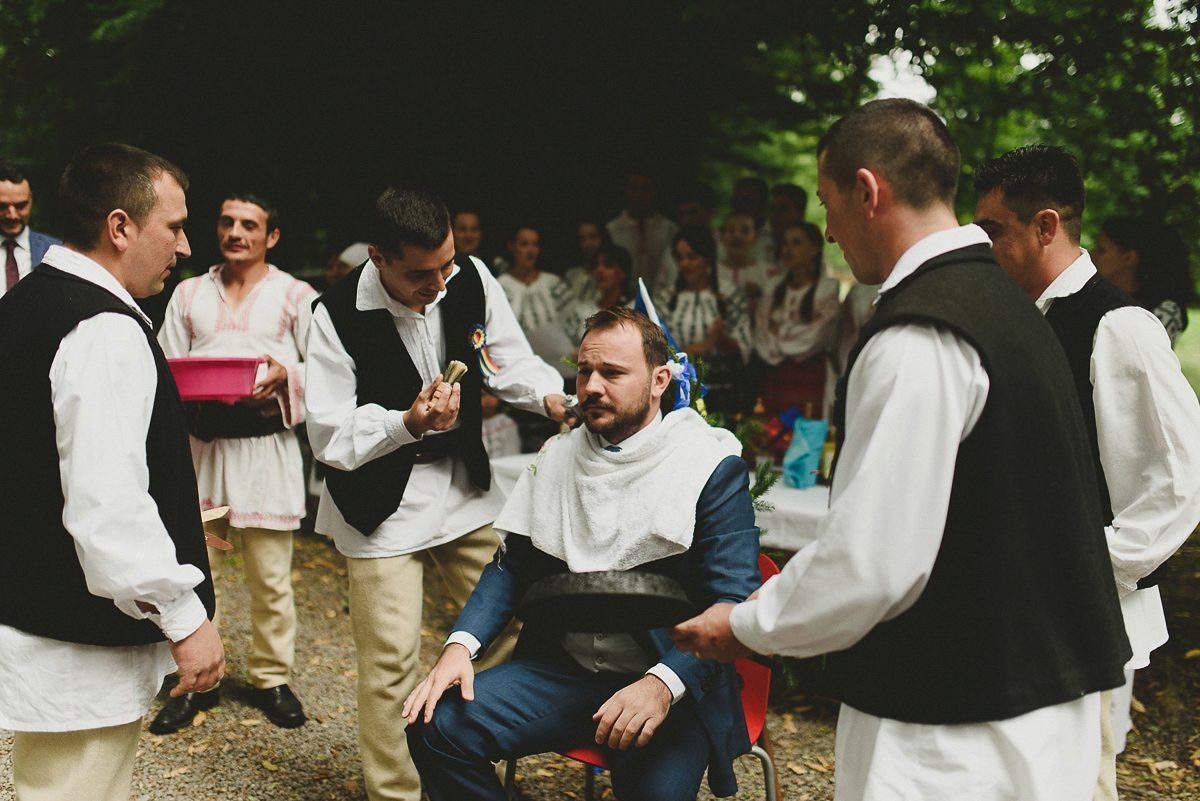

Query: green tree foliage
[
  {"left": 694, "top": 0, "right": 1200, "bottom": 249},
  {"left": 3, "top": 1, "right": 1196, "bottom": 269}
]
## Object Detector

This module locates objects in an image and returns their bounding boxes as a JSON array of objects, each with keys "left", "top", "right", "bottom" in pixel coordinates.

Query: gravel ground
[{"left": 3, "top": 528, "right": 1198, "bottom": 800}]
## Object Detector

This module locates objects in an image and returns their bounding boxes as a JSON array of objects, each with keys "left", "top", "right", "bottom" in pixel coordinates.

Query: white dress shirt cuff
[
  {"left": 445, "top": 631, "right": 483, "bottom": 659},
  {"left": 646, "top": 664, "right": 687, "bottom": 704},
  {"left": 153, "top": 591, "right": 209, "bottom": 643},
  {"left": 384, "top": 410, "right": 418, "bottom": 445}
]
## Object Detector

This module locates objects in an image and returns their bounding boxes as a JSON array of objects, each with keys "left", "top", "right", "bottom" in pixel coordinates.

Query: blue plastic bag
[{"left": 782, "top": 417, "right": 828, "bottom": 489}]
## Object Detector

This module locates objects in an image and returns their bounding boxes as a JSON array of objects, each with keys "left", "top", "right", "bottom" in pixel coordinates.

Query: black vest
[
  {"left": 826, "top": 245, "right": 1130, "bottom": 724},
  {"left": 1043, "top": 273, "right": 1166, "bottom": 588},
  {"left": 315, "top": 256, "right": 489, "bottom": 535},
  {"left": 0, "top": 265, "right": 215, "bottom": 646}
]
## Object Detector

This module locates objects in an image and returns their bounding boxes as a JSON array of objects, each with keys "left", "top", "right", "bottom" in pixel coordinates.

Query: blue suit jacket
[
  {"left": 29, "top": 230, "right": 59, "bottom": 267},
  {"left": 455, "top": 453, "right": 761, "bottom": 797}
]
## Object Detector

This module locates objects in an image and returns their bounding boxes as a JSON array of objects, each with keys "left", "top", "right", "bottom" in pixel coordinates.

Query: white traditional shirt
[
  {"left": 158, "top": 265, "right": 316, "bottom": 530},
  {"left": 0, "top": 245, "right": 207, "bottom": 732},
  {"left": 717, "top": 260, "right": 778, "bottom": 300},
  {"left": 305, "top": 256, "right": 562, "bottom": 558},
  {"left": 562, "top": 265, "right": 599, "bottom": 304},
  {"left": 655, "top": 286, "right": 753, "bottom": 364},
  {"left": 1035, "top": 251, "right": 1200, "bottom": 668},
  {"left": 730, "top": 225, "right": 1103, "bottom": 801},
  {"left": 754, "top": 272, "right": 842, "bottom": 365},
  {"left": 497, "top": 271, "right": 573, "bottom": 333},
  {"left": 606, "top": 211, "right": 679, "bottom": 292}
]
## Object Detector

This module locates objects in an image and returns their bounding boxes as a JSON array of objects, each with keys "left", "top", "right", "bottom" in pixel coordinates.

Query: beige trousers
[
  {"left": 348, "top": 524, "right": 520, "bottom": 801},
  {"left": 12, "top": 719, "right": 142, "bottom": 801},
  {"left": 1094, "top": 688, "right": 1118, "bottom": 801},
  {"left": 206, "top": 518, "right": 297, "bottom": 689}
]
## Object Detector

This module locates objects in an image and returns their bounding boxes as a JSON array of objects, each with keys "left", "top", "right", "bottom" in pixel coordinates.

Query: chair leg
[
  {"left": 503, "top": 758, "right": 518, "bottom": 801},
  {"left": 750, "top": 744, "right": 778, "bottom": 801},
  {"left": 757, "top": 725, "right": 782, "bottom": 801},
  {"left": 583, "top": 762, "right": 595, "bottom": 801}
]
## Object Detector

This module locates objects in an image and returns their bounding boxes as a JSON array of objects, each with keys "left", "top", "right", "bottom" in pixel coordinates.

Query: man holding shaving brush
[{"left": 305, "top": 186, "right": 570, "bottom": 801}]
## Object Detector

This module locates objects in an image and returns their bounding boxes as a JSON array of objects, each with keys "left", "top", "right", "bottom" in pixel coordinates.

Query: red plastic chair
[{"left": 505, "top": 554, "right": 781, "bottom": 800}]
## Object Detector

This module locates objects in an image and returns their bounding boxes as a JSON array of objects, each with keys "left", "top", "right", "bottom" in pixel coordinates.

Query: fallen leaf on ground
[
  {"left": 239, "top": 718, "right": 262, "bottom": 726},
  {"left": 192, "top": 711, "right": 207, "bottom": 726},
  {"left": 163, "top": 767, "right": 188, "bottom": 779},
  {"left": 787, "top": 763, "right": 808, "bottom": 775},
  {"left": 262, "top": 760, "right": 279, "bottom": 771}
]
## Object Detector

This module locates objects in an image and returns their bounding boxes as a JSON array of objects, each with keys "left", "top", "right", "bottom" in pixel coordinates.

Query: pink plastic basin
[{"left": 167, "top": 357, "right": 264, "bottom": 402}]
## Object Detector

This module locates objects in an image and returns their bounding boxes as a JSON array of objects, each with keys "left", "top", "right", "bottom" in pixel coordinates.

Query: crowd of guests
[{"left": 437, "top": 174, "right": 877, "bottom": 438}]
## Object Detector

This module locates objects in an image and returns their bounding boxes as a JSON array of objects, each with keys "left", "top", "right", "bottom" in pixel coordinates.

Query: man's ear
[
  {"left": 1034, "top": 209, "right": 1061, "bottom": 246},
  {"left": 856, "top": 168, "right": 882, "bottom": 220},
  {"left": 367, "top": 244, "right": 386, "bottom": 269},
  {"left": 266, "top": 228, "right": 281, "bottom": 250},
  {"left": 650, "top": 364, "right": 673, "bottom": 401},
  {"left": 106, "top": 209, "right": 134, "bottom": 253}
]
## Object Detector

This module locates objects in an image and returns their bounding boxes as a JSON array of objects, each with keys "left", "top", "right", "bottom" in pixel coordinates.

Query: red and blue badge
[{"left": 470, "top": 324, "right": 499, "bottom": 378}]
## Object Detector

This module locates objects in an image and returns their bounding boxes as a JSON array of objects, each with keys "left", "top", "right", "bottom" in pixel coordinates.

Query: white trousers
[{"left": 834, "top": 693, "right": 1102, "bottom": 801}]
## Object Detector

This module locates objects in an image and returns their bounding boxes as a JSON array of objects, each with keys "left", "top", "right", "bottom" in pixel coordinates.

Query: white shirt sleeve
[
  {"left": 1092, "top": 306, "right": 1200, "bottom": 595},
  {"left": 304, "top": 303, "right": 417, "bottom": 471},
  {"left": 730, "top": 323, "right": 989, "bottom": 657},
  {"left": 280, "top": 282, "right": 318, "bottom": 428},
  {"left": 475, "top": 263, "right": 568, "bottom": 413},
  {"left": 52, "top": 313, "right": 207, "bottom": 642},
  {"left": 156, "top": 284, "right": 192, "bottom": 358}
]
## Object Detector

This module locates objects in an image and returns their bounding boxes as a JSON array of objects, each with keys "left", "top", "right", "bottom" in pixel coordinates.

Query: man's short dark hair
[
  {"left": 973, "top": 145, "right": 1085, "bottom": 244},
  {"left": 0, "top": 159, "right": 27, "bottom": 185},
  {"left": 370, "top": 187, "right": 451, "bottom": 256},
  {"left": 225, "top": 190, "right": 280, "bottom": 232},
  {"left": 818, "top": 98, "right": 960, "bottom": 210},
  {"left": 59, "top": 143, "right": 189, "bottom": 249},
  {"left": 582, "top": 307, "right": 668, "bottom": 372},
  {"left": 771, "top": 183, "right": 808, "bottom": 216}
]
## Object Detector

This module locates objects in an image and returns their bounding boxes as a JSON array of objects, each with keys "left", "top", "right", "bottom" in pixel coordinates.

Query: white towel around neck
[{"left": 494, "top": 408, "right": 743, "bottom": 572}]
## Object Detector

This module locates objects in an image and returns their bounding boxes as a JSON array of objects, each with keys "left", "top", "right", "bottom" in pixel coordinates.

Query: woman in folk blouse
[
  {"left": 657, "top": 225, "right": 753, "bottom": 415},
  {"left": 496, "top": 224, "right": 573, "bottom": 335},
  {"left": 561, "top": 243, "right": 632, "bottom": 346},
  {"left": 754, "top": 221, "right": 842, "bottom": 417}
]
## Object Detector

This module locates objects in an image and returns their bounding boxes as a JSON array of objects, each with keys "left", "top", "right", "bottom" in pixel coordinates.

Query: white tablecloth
[{"left": 490, "top": 454, "right": 828, "bottom": 553}]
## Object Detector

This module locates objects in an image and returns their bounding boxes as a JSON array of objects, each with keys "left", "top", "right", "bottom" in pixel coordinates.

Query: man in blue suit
[
  {"left": 1, "top": 160, "right": 60, "bottom": 297},
  {"left": 403, "top": 306, "right": 761, "bottom": 801}
]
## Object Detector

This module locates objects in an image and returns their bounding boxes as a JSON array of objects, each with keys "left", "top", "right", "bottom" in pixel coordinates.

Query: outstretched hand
[
  {"left": 592, "top": 675, "right": 672, "bottom": 750},
  {"left": 404, "top": 374, "right": 461, "bottom": 438},
  {"left": 543, "top": 394, "right": 577, "bottom": 427},
  {"left": 402, "top": 643, "right": 475, "bottom": 724},
  {"left": 168, "top": 619, "right": 225, "bottom": 696},
  {"left": 668, "top": 602, "right": 754, "bottom": 663}
]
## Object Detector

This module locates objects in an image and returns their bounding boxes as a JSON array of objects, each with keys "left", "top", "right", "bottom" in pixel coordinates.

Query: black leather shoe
[
  {"left": 148, "top": 688, "right": 220, "bottom": 734},
  {"left": 248, "top": 684, "right": 307, "bottom": 728}
]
